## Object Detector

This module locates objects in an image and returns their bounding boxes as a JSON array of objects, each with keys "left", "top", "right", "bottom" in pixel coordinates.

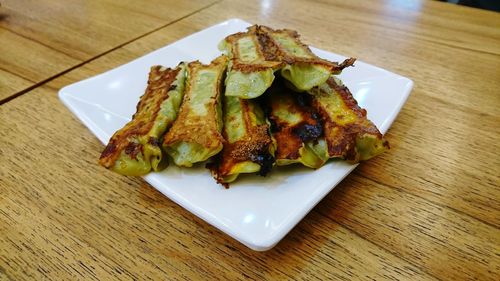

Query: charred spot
[
  {"left": 268, "top": 117, "right": 280, "bottom": 133},
  {"left": 295, "top": 93, "right": 310, "bottom": 108},
  {"left": 232, "top": 61, "right": 278, "bottom": 73},
  {"left": 286, "top": 150, "right": 301, "bottom": 161},
  {"left": 337, "top": 57, "right": 356, "bottom": 70},
  {"left": 311, "top": 112, "right": 320, "bottom": 121},
  {"left": 250, "top": 151, "right": 275, "bottom": 177},
  {"left": 383, "top": 140, "right": 390, "bottom": 149},
  {"left": 148, "top": 137, "right": 160, "bottom": 147},
  {"left": 344, "top": 142, "right": 358, "bottom": 162},
  {"left": 100, "top": 143, "right": 117, "bottom": 159},
  {"left": 205, "top": 161, "right": 217, "bottom": 172},
  {"left": 168, "top": 84, "right": 177, "bottom": 91},
  {"left": 292, "top": 122, "right": 323, "bottom": 142},
  {"left": 261, "top": 105, "right": 272, "bottom": 119},
  {"left": 205, "top": 161, "right": 229, "bottom": 189},
  {"left": 325, "top": 125, "right": 356, "bottom": 158},
  {"left": 124, "top": 142, "right": 142, "bottom": 160},
  {"left": 257, "top": 94, "right": 272, "bottom": 114},
  {"left": 257, "top": 98, "right": 280, "bottom": 133},
  {"left": 256, "top": 31, "right": 280, "bottom": 61}
]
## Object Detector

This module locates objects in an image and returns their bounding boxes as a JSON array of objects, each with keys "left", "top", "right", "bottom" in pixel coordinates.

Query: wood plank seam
[
  {"left": 102, "top": 1, "right": 181, "bottom": 24},
  {"left": 0, "top": 0, "right": 223, "bottom": 106},
  {"left": 0, "top": 27, "right": 82, "bottom": 61},
  {"left": 0, "top": 65, "right": 36, "bottom": 84}
]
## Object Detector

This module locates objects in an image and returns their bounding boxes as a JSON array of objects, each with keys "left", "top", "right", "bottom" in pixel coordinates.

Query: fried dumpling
[
  {"left": 163, "top": 55, "right": 228, "bottom": 167},
  {"left": 219, "top": 26, "right": 283, "bottom": 99},
  {"left": 219, "top": 25, "right": 355, "bottom": 98},
  {"left": 264, "top": 79, "right": 328, "bottom": 168},
  {"left": 210, "top": 96, "right": 275, "bottom": 185},
  {"left": 99, "top": 63, "right": 187, "bottom": 176},
  {"left": 308, "top": 76, "right": 389, "bottom": 162},
  {"left": 258, "top": 25, "right": 356, "bottom": 91}
]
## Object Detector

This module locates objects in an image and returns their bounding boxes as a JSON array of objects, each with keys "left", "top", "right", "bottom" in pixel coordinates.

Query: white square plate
[{"left": 59, "top": 19, "right": 413, "bottom": 251}]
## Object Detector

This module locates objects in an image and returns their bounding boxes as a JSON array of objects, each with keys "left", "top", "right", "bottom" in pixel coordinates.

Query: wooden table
[
  {"left": 1, "top": 0, "right": 499, "bottom": 279},
  {"left": 0, "top": 0, "right": 216, "bottom": 102}
]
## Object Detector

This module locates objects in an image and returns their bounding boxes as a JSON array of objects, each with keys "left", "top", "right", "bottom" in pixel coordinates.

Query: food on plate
[
  {"left": 99, "top": 63, "right": 187, "bottom": 176},
  {"left": 308, "top": 77, "right": 389, "bottom": 162},
  {"left": 99, "top": 24, "right": 390, "bottom": 187},
  {"left": 219, "top": 25, "right": 283, "bottom": 99},
  {"left": 258, "top": 25, "right": 356, "bottom": 91},
  {"left": 263, "top": 78, "right": 328, "bottom": 168},
  {"left": 209, "top": 96, "right": 275, "bottom": 185},
  {"left": 162, "top": 55, "right": 228, "bottom": 167},
  {"left": 219, "top": 25, "right": 355, "bottom": 99}
]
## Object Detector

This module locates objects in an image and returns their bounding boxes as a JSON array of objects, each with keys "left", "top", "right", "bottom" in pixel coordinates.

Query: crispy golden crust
[
  {"left": 222, "top": 25, "right": 355, "bottom": 81},
  {"left": 312, "top": 78, "right": 389, "bottom": 160},
  {"left": 214, "top": 99, "right": 273, "bottom": 179},
  {"left": 255, "top": 25, "right": 356, "bottom": 73},
  {"left": 231, "top": 60, "right": 282, "bottom": 73},
  {"left": 99, "top": 66, "right": 181, "bottom": 168},
  {"left": 162, "top": 56, "right": 227, "bottom": 150},
  {"left": 223, "top": 26, "right": 283, "bottom": 73},
  {"left": 257, "top": 26, "right": 315, "bottom": 60},
  {"left": 264, "top": 80, "right": 323, "bottom": 161},
  {"left": 251, "top": 25, "right": 282, "bottom": 61}
]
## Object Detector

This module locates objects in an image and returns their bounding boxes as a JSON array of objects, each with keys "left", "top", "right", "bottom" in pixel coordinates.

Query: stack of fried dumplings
[{"left": 99, "top": 25, "right": 389, "bottom": 187}]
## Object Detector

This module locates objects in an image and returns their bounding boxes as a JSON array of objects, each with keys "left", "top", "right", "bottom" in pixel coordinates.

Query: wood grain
[
  {"left": 0, "top": 87, "right": 436, "bottom": 280},
  {"left": 50, "top": 0, "right": 500, "bottom": 226},
  {"left": 0, "top": 28, "right": 79, "bottom": 91},
  {"left": 1, "top": 0, "right": 499, "bottom": 280},
  {"left": 0, "top": 0, "right": 217, "bottom": 101},
  {"left": 0, "top": 69, "right": 33, "bottom": 101}
]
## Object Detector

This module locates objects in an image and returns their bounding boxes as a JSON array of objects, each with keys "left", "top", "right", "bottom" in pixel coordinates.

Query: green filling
[
  {"left": 275, "top": 139, "right": 328, "bottom": 169},
  {"left": 309, "top": 77, "right": 388, "bottom": 162},
  {"left": 281, "top": 64, "right": 331, "bottom": 91},
  {"left": 305, "top": 139, "right": 329, "bottom": 165},
  {"left": 225, "top": 69, "right": 275, "bottom": 99},
  {"left": 272, "top": 34, "right": 311, "bottom": 58},
  {"left": 221, "top": 96, "right": 273, "bottom": 182},
  {"left": 272, "top": 95, "right": 302, "bottom": 125},
  {"left": 111, "top": 64, "right": 187, "bottom": 176},
  {"left": 189, "top": 70, "right": 217, "bottom": 116},
  {"left": 223, "top": 162, "right": 261, "bottom": 183},
  {"left": 146, "top": 66, "right": 186, "bottom": 171},
  {"left": 164, "top": 58, "right": 226, "bottom": 167},
  {"left": 218, "top": 39, "right": 230, "bottom": 55},
  {"left": 224, "top": 96, "right": 246, "bottom": 143},
  {"left": 219, "top": 34, "right": 276, "bottom": 99},
  {"left": 355, "top": 134, "right": 387, "bottom": 161},
  {"left": 237, "top": 37, "right": 259, "bottom": 62},
  {"left": 167, "top": 141, "right": 222, "bottom": 167},
  {"left": 111, "top": 149, "right": 151, "bottom": 176}
]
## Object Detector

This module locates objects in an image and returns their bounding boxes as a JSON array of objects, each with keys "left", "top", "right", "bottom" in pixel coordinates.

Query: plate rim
[{"left": 59, "top": 18, "right": 413, "bottom": 251}]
